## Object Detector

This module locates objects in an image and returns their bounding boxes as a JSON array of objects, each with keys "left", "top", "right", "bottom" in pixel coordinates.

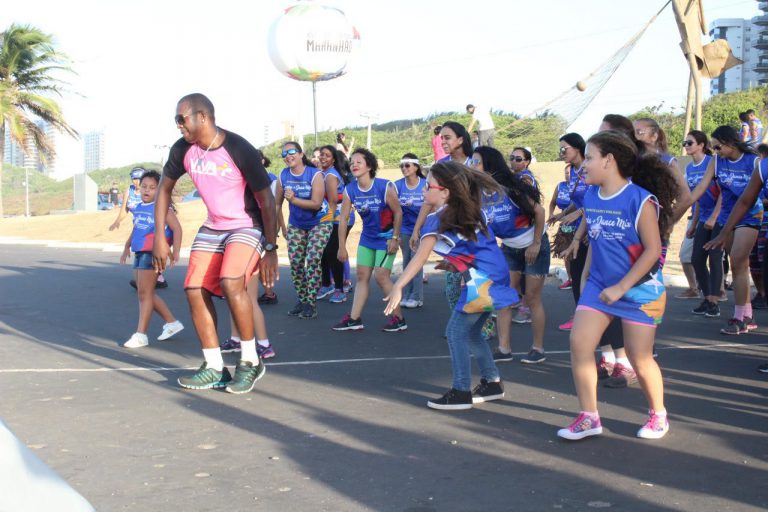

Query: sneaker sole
[
  {"left": 225, "top": 364, "right": 266, "bottom": 394},
  {"left": 557, "top": 426, "right": 603, "bottom": 440},
  {"left": 512, "top": 319, "right": 532, "bottom": 324},
  {"left": 157, "top": 326, "right": 184, "bottom": 341},
  {"left": 472, "top": 392, "right": 504, "bottom": 403},
  {"left": 382, "top": 325, "right": 408, "bottom": 332},
  {"left": 637, "top": 426, "right": 669, "bottom": 439},
  {"left": 720, "top": 329, "right": 746, "bottom": 335},
  {"left": 220, "top": 348, "right": 241, "bottom": 354},
  {"left": 178, "top": 379, "right": 231, "bottom": 390},
  {"left": 704, "top": 312, "right": 721, "bottom": 318},
  {"left": 332, "top": 325, "right": 365, "bottom": 331},
  {"left": 124, "top": 342, "right": 148, "bottom": 348},
  {"left": 329, "top": 299, "right": 348, "bottom": 303},
  {"left": 427, "top": 401, "right": 473, "bottom": 411},
  {"left": 520, "top": 357, "right": 546, "bottom": 364},
  {"left": 299, "top": 314, "right": 318, "bottom": 320},
  {"left": 494, "top": 356, "right": 514, "bottom": 363}
]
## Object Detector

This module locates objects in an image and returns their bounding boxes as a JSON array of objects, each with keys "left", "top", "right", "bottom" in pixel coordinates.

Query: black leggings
[
  {"left": 570, "top": 242, "right": 589, "bottom": 303},
  {"left": 691, "top": 222, "right": 724, "bottom": 297},
  {"left": 321, "top": 224, "right": 345, "bottom": 290}
]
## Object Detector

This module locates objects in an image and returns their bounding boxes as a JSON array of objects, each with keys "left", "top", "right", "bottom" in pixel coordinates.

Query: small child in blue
[
  {"left": 385, "top": 161, "right": 519, "bottom": 410},
  {"left": 120, "top": 170, "right": 183, "bottom": 348},
  {"left": 558, "top": 131, "right": 675, "bottom": 442}
]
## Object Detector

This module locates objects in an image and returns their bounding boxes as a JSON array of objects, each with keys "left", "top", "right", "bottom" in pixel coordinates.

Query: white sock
[
  {"left": 203, "top": 347, "right": 224, "bottom": 371},
  {"left": 230, "top": 336, "right": 241, "bottom": 343},
  {"left": 602, "top": 351, "right": 616, "bottom": 364},
  {"left": 498, "top": 347, "right": 511, "bottom": 354},
  {"left": 257, "top": 339, "right": 270, "bottom": 348},
  {"left": 240, "top": 339, "right": 258, "bottom": 363},
  {"left": 616, "top": 357, "right": 632, "bottom": 369}
]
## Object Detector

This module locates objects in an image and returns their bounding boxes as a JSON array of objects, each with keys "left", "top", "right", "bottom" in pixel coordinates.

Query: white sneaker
[
  {"left": 124, "top": 332, "right": 149, "bottom": 348},
  {"left": 401, "top": 299, "right": 423, "bottom": 309},
  {"left": 158, "top": 321, "right": 184, "bottom": 341}
]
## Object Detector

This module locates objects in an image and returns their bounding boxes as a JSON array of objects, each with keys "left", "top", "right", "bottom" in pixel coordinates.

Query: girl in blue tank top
[
  {"left": 690, "top": 126, "right": 763, "bottom": 335},
  {"left": 394, "top": 153, "right": 427, "bottom": 308},
  {"left": 557, "top": 130, "right": 674, "bottom": 443},
  {"left": 276, "top": 142, "right": 332, "bottom": 318},
  {"left": 119, "top": 170, "right": 183, "bottom": 349},
  {"left": 334, "top": 148, "right": 405, "bottom": 332},
  {"left": 385, "top": 161, "right": 519, "bottom": 410}
]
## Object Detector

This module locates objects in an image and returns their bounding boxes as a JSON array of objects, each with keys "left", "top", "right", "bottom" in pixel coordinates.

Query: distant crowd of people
[{"left": 112, "top": 93, "right": 768, "bottom": 443}]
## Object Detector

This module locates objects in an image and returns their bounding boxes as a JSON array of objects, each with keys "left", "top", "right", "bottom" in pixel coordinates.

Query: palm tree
[{"left": 0, "top": 24, "right": 78, "bottom": 217}]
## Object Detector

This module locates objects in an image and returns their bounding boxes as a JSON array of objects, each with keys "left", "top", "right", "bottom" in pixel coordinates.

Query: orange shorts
[{"left": 184, "top": 226, "right": 264, "bottom": 297}]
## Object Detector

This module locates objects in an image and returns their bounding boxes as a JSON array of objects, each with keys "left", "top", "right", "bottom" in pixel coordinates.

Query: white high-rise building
[
  {"left": 710, "top": 3, "right": 768, "bottom": 95},
  {"left": 83, "top": 130, "right": 105, "bottom": 173}
]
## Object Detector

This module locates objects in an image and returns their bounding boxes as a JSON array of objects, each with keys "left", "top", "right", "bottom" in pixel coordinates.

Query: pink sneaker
[
  {"left": 558, "top": 317, "right": 574, "bottom": 331},
  {"left": 558, "top": 279, "right": 572, "bottom": 290},
  {"left": 557, "top": 412, "right": 603, "bottom": 440},
  {"left": 597, "top": 357, "right": 614, "bottom": 380},
  {"left": 636, "top": 410, "right": 669, "bottom": 439},
  {"left": 603, "top": 362, "right": 638, "bottom": 388}
]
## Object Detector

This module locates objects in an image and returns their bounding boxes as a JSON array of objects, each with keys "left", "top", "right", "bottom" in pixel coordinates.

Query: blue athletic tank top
[
  {"left": 482, "top": 192, "right": 533, "bottom": 248},
  {"left": 580, "top": 183, "right": 666, "bottom": 325},
  {"left": 126, "top": 185, "right": 142, "bottom": 212},
  {"left": 715, "top": 153, "right": 762, "bottom": 225},
  {"left": 555, "top": 181, "right": 570, "bottom": 211},
  {"left": 319, "top": 167, "right": 344, "bottom": 224},
  {"left": 280, "top": 166, "right": 328, "bottom": 230},
  {"left": 685, "top": 155, "right": 719, "bottom": 221},
  {"left": 395, "top": 177, "right": 426, "bottom": 235},
  {"left": 518, "top": 169, "right": 538, "bottom": 190},
  {"left": 344, "top": 178, "right": 394, "bottom": 250},
  {"left": 131, "top": 201, "right": 172, "bottom": 253},
  {"left": 422, "top": 207, "right": 519, "bottom": 313}
]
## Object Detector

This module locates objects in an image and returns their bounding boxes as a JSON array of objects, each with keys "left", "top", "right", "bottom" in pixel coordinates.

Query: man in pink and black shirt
[{"left": 153, "top": 93, "right": 278, "bottom": 394}]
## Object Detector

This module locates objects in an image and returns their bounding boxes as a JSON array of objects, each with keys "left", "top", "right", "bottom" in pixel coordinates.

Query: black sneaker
[
  {"left": 427, "top": 388, "right": 473, "bottom": 410},
  {"left": 155, "top": 280, "right": 168, "bottom": 289},
  {"left": 471, "top": 379, "right": 504, "bottom": 403},
  {"left": 520, "top": 349, "right": 546, "bottom": 364},
  {"left": 692, "top": 299, "right": 709, "bottom": 315},
  {"left": 758, "top": 362, "right": 768, "bottom": 374},
  {"left": 704, "top": 301, "right": 720, "bottom": 318},
  {"left": 492, "top": 350, "right": 514, "bottom": 363},
  {"left": 332, "top": 314, "right": 364, "bottom": 331},
  {"left": 299, "top": 303, "right": 318, "bottom": 319},
  {"left": 288, "top": 302, "right": 304, "bottom": 316},
  {"left": 721, "top": 318, "right": 747, "bottom": 335},
  {"left": 258, "top": 292, "right": 278, "bottom": 305},
  {"left": 752, "top": 294, "right": 767, "bottom": 309},
  {"left": 129, "top": 279, "right": 137, "bottom": 290}
]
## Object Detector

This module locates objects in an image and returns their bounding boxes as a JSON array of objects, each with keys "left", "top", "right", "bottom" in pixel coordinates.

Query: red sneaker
[
  {"left": 558, "top": 317, "right": 574, "bottom": 331},
  {"left": 558, "top": 279, "right": 572, "bottom": 290}
]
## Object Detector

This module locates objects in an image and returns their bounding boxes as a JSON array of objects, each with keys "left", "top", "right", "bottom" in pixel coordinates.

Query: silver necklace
[{"left": 200, "top": 128, "right": 219, "bottom": 160}]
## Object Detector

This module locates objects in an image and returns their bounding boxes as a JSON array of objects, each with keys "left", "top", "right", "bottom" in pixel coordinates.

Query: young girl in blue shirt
[{"left": 384, "top": 161, "right": 519, "bottom": 410}]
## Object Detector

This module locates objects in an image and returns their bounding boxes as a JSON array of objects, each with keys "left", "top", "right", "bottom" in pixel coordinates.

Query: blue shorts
[
  {"left": 501, "top": 233, "right": 550, "bottom": 276},
  {"left": 133, "top": 251, "right": 154, "bottom": 270}
]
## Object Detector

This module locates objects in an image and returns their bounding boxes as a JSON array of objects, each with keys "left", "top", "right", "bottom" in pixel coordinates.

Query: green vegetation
[{"left": 4, "top": 86, "right": 768, "bottom": 217}]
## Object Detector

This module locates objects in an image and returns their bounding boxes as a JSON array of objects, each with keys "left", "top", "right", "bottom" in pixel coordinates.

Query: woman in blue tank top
[
  {"left": 394, "top": 153, "right": 427, "bottom": 309},
  {"left": 473, "top": 146, "right": 547, "bottom": 364},
  {"left": 333, "top": 148, "right": 405, "bottom": 333},
  {"left": 508, "top": 147, "right": 538, "bottom": 190},
  {"left": 557, "top": 130, "right": 676, "bottom": 442},
  {"left": 687, "top": 125, "right": 763, "bottom": 335},
  {"left": 549, "top": 166, "right": 575, "bottom": 290},
  {"left": 683, "top": 131, "right": 722, "bottom": 317},
  {"left": 275, "top": 142, "right": 330, "bottom": 320}
]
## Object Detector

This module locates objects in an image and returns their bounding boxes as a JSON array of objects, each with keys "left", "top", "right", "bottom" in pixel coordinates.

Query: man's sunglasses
[{"left": 174, "top": 111, "right": 201, "bottom": 125}]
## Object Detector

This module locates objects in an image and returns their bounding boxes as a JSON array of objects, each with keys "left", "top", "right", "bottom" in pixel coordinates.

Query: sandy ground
[{"left": 0, "top": 164, "right": 690, "bottom": 277}]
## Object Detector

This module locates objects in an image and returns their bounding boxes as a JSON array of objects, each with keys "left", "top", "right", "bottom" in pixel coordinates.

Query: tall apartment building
[
  {"left": 83, "top": 129, "right": 105, "bottom": 173},
  {"left": 710, "top": 2, "right": 768, "bottom": 94},
  {"left": 2, "top": 120, "right": 56, "bottom": 175}
]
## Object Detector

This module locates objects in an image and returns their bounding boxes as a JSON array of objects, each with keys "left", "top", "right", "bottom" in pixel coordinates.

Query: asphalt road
[{"left": 0, "top": 244, "right": 766, "bottom": 512}]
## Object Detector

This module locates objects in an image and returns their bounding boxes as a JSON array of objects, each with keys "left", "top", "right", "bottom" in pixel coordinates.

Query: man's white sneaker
[
  {"left": 124, "top": 332, "right": 149, "bottom": 348},
  {"left": 158, "top": 321, "right": 184, "bottom": 341}
]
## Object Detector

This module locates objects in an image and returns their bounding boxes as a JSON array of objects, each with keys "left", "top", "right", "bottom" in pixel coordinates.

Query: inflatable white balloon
[{"left": 268, "top": 2, "right": 361, "bottom": 82}]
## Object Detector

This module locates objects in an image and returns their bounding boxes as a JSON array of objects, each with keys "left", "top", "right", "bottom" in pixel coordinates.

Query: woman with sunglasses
[
  {"left": 410, "top": 121, "right": 475, "bottom": 321},
  {"left": 683, "top": 131, "right": 722, "bottom": 318},
  {"left": 275, "top": 142, "right": 330, "bottom": 320},
  {"left": 548, "top": 133, "right": 587, "bottom": 332},
  {"left": 333, "top": 148, "right": 406, "bottom": 332},
  {"left": 549, "top": 165, "right": 574, "bottom": 290},
  {"left": 472, "top": 146, "right": 548, "bottom": 364},
  {"left": 509, "top": 147, "right": 537, "bottom": 190},
  {"left": 684, "top": 125, "right": 763, "bottom": 335},
  {"left": 316, "top": 145, "right": 353, "bottom": 304},
  {"left": 394, "top": 153, "right": 427, "bottom": 308}
]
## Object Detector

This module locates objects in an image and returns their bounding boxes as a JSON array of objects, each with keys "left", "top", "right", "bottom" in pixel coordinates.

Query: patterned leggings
[
  {"left": 445, "top": 271, "right": 463, "bottom": 309},
  {"left": 287, "top": 223, "right": 333, "bottom": 306}
]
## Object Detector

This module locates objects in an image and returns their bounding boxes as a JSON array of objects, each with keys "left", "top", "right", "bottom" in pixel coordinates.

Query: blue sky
[{"left": 0, "top": 0, "right": 761, "bottom": 177}]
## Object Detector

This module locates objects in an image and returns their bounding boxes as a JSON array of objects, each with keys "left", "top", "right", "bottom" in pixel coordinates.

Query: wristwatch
[
  {"left": 391, "top": 235, "right": 400, "bottom": 241},
  {"left": 264, "top": 242, "right": 278, "bottom": 251}
]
